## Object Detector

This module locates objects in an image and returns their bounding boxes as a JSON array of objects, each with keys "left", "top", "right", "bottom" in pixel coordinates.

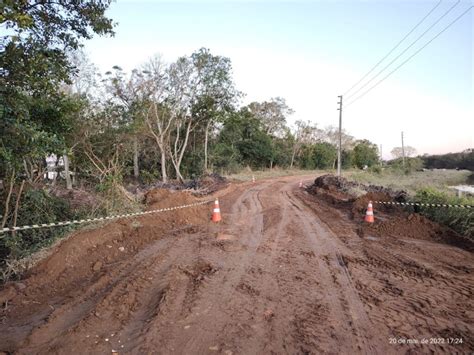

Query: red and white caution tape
[
  {"left": 0, "top": 200, "right": 213, "bottom": 234},
  {"left": 374, "top": 201, "right": 473, "bottom": 209}
]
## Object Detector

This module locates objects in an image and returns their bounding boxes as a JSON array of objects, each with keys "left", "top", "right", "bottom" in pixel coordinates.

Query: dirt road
[{"left": 0, "top": 175, "right": 473, "bottom": 354}]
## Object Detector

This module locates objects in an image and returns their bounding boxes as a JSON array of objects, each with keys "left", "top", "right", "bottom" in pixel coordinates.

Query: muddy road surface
[{"left": 1, "top": 175, "right": 473, "bottom": 354}]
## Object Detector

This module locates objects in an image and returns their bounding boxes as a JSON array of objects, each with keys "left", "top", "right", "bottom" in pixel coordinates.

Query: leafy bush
[
  {"left": 369, "top": 165, "right": 382, "bottom": 174},
  {"left": 414, "top": 187, "right": 474, "bottom": 239},
  {"left": 1, "top": 188, "right": 79, "bottom": 281},
  {"left": 353, "top": 140, "right": 379, "bottom": 168}
]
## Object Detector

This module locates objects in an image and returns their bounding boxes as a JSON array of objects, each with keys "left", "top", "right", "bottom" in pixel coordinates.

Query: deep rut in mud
[{"left": 0, "top": 175, "right": 473, "bottom": 354}]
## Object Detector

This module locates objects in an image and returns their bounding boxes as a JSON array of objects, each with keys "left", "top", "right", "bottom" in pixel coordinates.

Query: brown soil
[{"left": 0, "top": 175, "right": 473, "bottom": 354}]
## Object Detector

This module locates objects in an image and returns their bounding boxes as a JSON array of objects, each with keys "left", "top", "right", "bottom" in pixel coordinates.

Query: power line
[
  {"left": 345, "top": 0, "right": 461, "bottom": 101},
  {"left": 345, "top": 5, "right": 473, "bottom": 108},
  {"left": 343, "top": 0, "right": 443, "bottom": 97}
]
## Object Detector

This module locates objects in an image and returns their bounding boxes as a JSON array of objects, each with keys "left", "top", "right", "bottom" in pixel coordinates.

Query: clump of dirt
[
  {"left": 311, "top": 174, "right": 358, "bottom": 192},
  {"left": 191, "top": 173, "right": 228, "bottom": 195},
  {"left": 309, "top": 174, "right": 407, "bottom": 202},
  {"left": 307, "top": 175, "right": 356, "bottom": 205},
  {"left": 127, "top": 173, "right": 228, "bottom": 199},
  {"left": 145, "top": 188, "right": 198, "bottom": 208},
  {"left": 364, "top": 185, "right": 407, "bottom": 202},
  {"left": 181, "top": 261, "right": 217, "bottom": 284}
]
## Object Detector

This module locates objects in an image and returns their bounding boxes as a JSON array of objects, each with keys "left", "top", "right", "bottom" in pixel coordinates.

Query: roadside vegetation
[
  {"left": 345, "top": 166, "right": 473, "bottom": 239},
  {"left": 0, "top": 2, "right": 472, "bottom": 280},
  {"left": 346, "top": 168, "right": 471, "bottom": 196},
  {"left": 0, "top": 2, "right": 383, "bottom": 277}
]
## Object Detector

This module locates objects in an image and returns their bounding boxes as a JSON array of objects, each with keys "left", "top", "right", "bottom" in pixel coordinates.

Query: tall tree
[
  {"left": 141, "top": 56, "right": 172, "bottom": 182},
  {"left": 391, "top": 146, "right": 417, "bottom": 159},
  {"left": 103, "top": 65, "right": 151, "bottom": 179},
  {"left": 248, "top": 97, "right": 293, "bottom": 137},
  {"left": 0, "top": 0, "right": 114, "bottom": 178},
  {"left": 290, "top": 120, "right": 322, "bottom": 168},
  {"left": 353, "top": 140, "right": 379, "bottom": 168},
  {"left": 323, "top": 126, "right": 355, "bottom": 169},
  {"left": 189, "top": 48, "right": 238, "bottom": 172}
]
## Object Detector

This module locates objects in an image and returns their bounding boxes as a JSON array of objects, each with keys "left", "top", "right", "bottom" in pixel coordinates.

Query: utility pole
[
  {"left": 337, "top": 95, "right": 343, "bottom": 177},
  {"left": 401, "top": 131, "right": 405, "bottom": 168}
]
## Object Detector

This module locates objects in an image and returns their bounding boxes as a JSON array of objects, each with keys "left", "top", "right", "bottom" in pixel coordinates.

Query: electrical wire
[
  {"left": 345, "top": 0, "right": 461, "bottom": 101},
  {"left": 345, "top": 5, "right": 473, "bottom": 108},
  {"left": 343, "top": 0, "right": 443, "bottom": 97}
]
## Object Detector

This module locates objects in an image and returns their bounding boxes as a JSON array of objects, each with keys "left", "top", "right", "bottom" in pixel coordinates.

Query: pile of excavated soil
[
  {"left": 0, "top": 189, "right": 211, "bottom": 310},
  {"left": 127, "top": 173, "right": 229, "bottom": 199},
  {"left": 309, "top": 174, "right": 407, "bottom": 202},
  {"left": 364, "top": 185, "right": 407, "bottom": 202},
  {"left": 352, "top": 192, "right": 404, "bottom": 215},
  {"left": 311, "top": 174, "right": 358, "bottom": 192},
  {"left": 362, "top": 213, "right": 474, "bottom": 252},
  {"left": 307, "top": 175, "right": 356, "bottom": 205},
  {"left": 308, "top": 174, "right": 474, "bottom": 252},
  {"left": 188, "top": 173, "right": 229, "bottom": 196}
]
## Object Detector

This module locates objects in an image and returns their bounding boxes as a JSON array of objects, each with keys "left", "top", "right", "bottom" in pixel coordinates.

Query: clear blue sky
[{"left": 84, "top": 0, "right": 473, "bottom": 157}]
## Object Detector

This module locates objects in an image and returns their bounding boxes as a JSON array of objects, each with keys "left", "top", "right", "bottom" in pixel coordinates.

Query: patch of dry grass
[
  {"left": 225, "top": 168, "right": 331, "bottom": 181},
  {"left": 344, "top": 169, "right": 471, "bottom": 196}
]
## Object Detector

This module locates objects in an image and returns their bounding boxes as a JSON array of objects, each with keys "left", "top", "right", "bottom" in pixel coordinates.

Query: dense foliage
[
  {"left": 414, "top": 187, "right": 474, "bottom": 238},
  {"left": 421, "top": 149, "right": 474, "bottom": 171},
  {"left": 0, "top": 1, "right": 386, "bottom": 274}
]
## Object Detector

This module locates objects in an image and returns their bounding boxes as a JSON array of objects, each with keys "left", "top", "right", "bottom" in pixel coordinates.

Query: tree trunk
[
  {"left": 1, "top": 170, "right": 15, "bottom": 229},
  {"left": 290, "top": 149, "right": 296, "bottom": 169},
  {"left": 63, "top": 154, "right": 72, "bottom": 190},
  {"left": 12, "top": 180, "right": 25, "bottom": 240},
  {"left": 133, "top": 137, "right": 139, "bottom": 178},
  {"left": 23, "top": 159, "right": 32, "bottom": 182},
  {"left": 171, "top": 118, "right": 193, "bottom": 183},
  {"left": 204, "top": 120, "right": 211, "bottom": 173},
  {"left": 160, "top": 149, "right": 167, "bottom": 183}
]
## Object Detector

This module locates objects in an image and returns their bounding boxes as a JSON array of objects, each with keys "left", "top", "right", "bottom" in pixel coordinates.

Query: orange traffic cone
[
  {"left": 365, "top": 201, "right": 374, "bottom": 223},
  {"left": 299, "top": 181, "right": 303, "bottom": 188},
  {"left": 211, "top": 198, "right": 222, "bottom": 223}
]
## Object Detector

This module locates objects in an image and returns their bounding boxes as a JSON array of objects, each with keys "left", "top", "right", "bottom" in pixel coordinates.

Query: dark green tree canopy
[
  {"left": 1, "top": 0, "right": 114, "bottom": 93},
  {"left": 0, "top": 0, "right": 115, "bottom": 174},
  {"left": 353, "top": 139, "right": 379, "bottom": 169}
]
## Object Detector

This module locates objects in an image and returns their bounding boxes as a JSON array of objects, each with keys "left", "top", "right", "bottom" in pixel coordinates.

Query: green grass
[
  {"left": 344, "top": 169, "right": 471, "bottom": 196},
  {"left": 345, "top": 168, "right": 473, "bottom": 239}
]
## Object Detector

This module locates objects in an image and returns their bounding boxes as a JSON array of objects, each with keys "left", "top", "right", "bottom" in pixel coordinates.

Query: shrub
[
  {"left": 1, "top": 188, "right": 77, "bottom": 281},
  {"left": 414, "top": 187, "right": 474, "bottom": 239}
]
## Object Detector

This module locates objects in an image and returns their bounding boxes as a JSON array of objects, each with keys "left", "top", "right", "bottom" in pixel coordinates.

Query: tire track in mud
[
  {"left": 3, "top": 175, "right": 472, "bottom": 354},
  {"left": 293, "top": 185, "right": 474, "bottom": 353},
  {"left": 16, "top": 228, "right": 207, "bottom": 354},
  {"left": 284, "top": 188, "right": 383, "bottom": 354},
  {"left": 177, "top": 180, "right": 383, "bottom": 354},
  {"left": 158, "top": 182, "right": 272, "bottom": 354}
]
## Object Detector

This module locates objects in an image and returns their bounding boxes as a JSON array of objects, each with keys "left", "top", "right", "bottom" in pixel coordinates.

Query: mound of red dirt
[
  {"left": 127, "top": 173, "right": 229, "bottom": 200},
  {"left": 308, "top": 174, "right": 474, "bottom": 252},
  {"left": 352, "top": 192, "right": 404, "bottom": 215},
  {"left": 307, "top": 175, "right": 356, "bottom": 205},
  {"left": 312, "top": 174, "right": 358, "bottom": 192},
  {"left": 362, "top": 213, "right": 474, "bottom": 252},
  {"left": 1, "top": 189, "right": 211, "bottom": 308}
]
